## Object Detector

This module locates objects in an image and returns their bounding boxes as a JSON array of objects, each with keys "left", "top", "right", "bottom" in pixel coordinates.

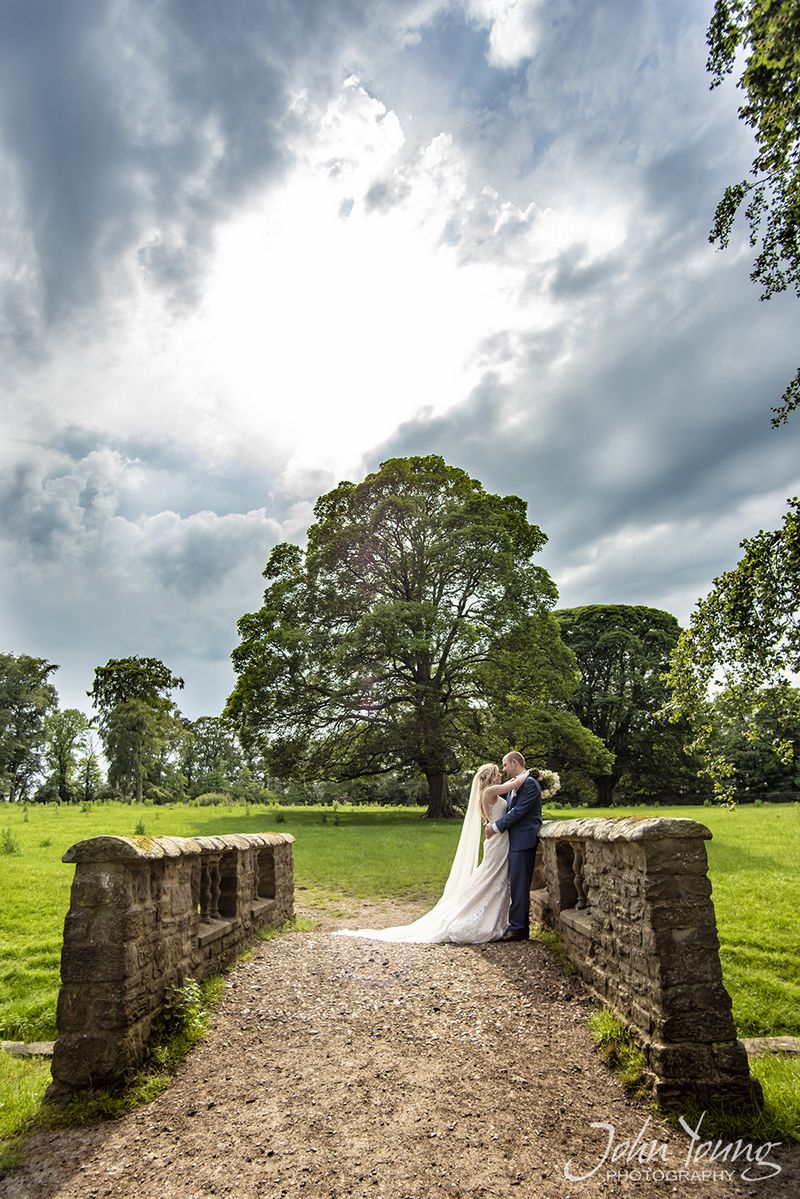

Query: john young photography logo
[{"left": 564, "top": 1112, "right": 783, "bottom": 1184}]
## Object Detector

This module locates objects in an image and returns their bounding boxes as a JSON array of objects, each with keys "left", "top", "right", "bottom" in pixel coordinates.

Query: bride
[{"left": 333, "top": 763, "right": 530, "bottom": 944}]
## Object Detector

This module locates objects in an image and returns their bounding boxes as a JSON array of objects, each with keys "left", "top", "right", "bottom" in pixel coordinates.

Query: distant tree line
[
  {"left": 2, "top": 459, "right": 797, "bottom": 812},
  {"left": 2, "top": 628, "right": 796, "bottom": 810}
]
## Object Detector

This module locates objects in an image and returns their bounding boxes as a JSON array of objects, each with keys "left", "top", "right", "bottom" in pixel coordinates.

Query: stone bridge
[{"left": 47, "top": 816, "right": 760, "bottom": 1111}]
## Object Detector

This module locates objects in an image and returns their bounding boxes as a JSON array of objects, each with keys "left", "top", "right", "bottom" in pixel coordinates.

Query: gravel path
[{"left": 2, "top": 896, "right": 797, "bottom": 1199}]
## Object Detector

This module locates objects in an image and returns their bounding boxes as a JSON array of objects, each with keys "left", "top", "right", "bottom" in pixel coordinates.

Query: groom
[{"left": 485, "top": 750, "right": 542, "bottom": 942}]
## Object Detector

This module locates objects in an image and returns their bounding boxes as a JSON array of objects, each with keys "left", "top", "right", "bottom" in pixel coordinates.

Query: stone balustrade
[
  {"left": 48, "top": 831, "right": 294, "bottom": 1099},
  {"left": 531, "top": 815, "right": 762, "bottom": 1109}
]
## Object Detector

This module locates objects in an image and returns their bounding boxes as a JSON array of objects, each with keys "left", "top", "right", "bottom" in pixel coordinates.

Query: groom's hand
[{"left": 485, "top": 824, "right": 495, "bottom": 839}]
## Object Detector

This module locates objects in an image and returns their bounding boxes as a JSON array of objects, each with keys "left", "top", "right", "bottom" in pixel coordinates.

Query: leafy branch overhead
[
  {"left": 707, "top": 0, "right": 800, "bottom": 424},
  {"left": 665, "top": 497, "right": 800, "bottom": 801}
]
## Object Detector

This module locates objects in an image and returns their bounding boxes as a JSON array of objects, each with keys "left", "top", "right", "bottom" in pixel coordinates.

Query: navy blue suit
[{"left": 492, "top": 774, "right": 542, "bottom": 936}]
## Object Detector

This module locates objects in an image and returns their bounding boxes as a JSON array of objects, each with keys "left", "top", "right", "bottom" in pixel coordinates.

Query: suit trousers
[{"left": 507, "top": 844, "right": 537, "bottom": 935}]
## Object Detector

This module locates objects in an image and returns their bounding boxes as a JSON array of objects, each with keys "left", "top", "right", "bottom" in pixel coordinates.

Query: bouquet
[{"left": 536, "top": 768, "right": 561, "bottom": 800}]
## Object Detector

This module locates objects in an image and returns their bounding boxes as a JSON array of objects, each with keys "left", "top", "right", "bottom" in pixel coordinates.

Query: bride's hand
[{"left": 513, "top": 769, "right": 530, "bottom": 786}]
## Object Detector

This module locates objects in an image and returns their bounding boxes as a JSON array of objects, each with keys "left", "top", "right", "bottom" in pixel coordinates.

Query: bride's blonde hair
[
  {"left": 474, "top": 763, "right": 498, "bottom": 819},
  {"left": 475, "top": 763, "right": 497, "bottom": 791}
]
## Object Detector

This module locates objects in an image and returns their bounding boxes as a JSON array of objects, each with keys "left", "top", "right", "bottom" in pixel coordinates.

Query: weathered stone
[
  {"left": 643, "top": 838, "right": 709, "bottom": 874},
  {"left": 47, "top": 832, "right": 295, "bottom": 1100},
  {"left": 742, "top": 1035, "right": 800, "bottom": 1057},
  {"left": 644, "top": 873, "right": 712, "bottom": 902},
  {"left": 534, "top": 816, "right": 759, "bottom": 1111},
  {"left": 0, "top": 1040, "right": 54, "bottom": 1058}
]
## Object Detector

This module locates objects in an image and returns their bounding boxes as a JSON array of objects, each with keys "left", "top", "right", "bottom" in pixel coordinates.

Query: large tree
[
  {"left": 665, "top": 500, "right": 800, "bottom": 802},
  {"left": 181, "top": 715, "right": 244, "bottom": 798},
  {"left": 707, "top": 0, "right": 800, "bottom": 425},
  {"left": 556, "top": 605, "right": 702, "bottom": 805},
  {"left": 0, "top": 653, "right": 58, "bottom": 802},
  {"left": 90, "top": 656, "right": 184, "bottom": 803},
  {"left": 709, "top": 686, "right": 800, "bottom": 799},
  {"left": 43, "top": 708, "right": 91, "bottom": 803},
  {"left": 227, "top": 455, "right": 576, "bottom": 818}
]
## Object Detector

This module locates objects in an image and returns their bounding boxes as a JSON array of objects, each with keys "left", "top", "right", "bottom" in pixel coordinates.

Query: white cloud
[
  {"left": 2, "top": 0, "right": 799, "bottom": 722},
  {"left": 467, "top": 0, "right": 544, "bottom": 68}
]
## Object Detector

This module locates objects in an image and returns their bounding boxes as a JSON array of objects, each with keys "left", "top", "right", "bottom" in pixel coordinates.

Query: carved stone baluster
[
  {"left": 573, "top": 843, "right": 587, "bottom": 910},
  {"left": 199, "top": 857, "right": 212, "bottom": 922},
  {"left": 209, "top": 855, "right": 222, "bottom": 920}
]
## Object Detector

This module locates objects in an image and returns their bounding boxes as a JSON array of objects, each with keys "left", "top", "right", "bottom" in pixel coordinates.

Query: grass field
[
  {"left": 1, "top": 801, "right": 798, "bottom": 1042},
  {"left": 0, "top": 800, "right": 798, "bottom": 1152}
]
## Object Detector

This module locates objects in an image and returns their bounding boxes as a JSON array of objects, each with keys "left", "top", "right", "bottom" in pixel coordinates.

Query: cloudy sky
[{"left": 2, "top": 0, "right": 798, "bottom": 719}]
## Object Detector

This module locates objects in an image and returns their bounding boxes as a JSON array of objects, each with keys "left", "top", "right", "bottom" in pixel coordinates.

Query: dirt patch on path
[{"left": 2, "top": 896, "right": 796, "bottom": 1199}]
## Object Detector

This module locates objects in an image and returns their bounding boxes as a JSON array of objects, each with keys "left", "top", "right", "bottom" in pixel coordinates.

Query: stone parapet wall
[
  {"left": 48, "top": 831, "right": 294, "bottom": 1099},
  {"left": 531, "top": 816, "right": 761, "bottom": 1109}
]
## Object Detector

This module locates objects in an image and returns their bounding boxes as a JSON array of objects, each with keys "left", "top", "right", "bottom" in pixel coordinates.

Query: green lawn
[
  {"left": 0, "top": 800, "right": 798, "bottom": 1154},
  {"left": 1, "top": 800, "right": 797, "bottom": 1041}
]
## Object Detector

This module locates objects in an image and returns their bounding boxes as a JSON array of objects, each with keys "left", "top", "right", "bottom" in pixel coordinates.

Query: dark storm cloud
[
  {"left": 353, "top": 0, "right": 800, "bottom": 620},
  {"left": 547, "top": 245, "right": 625, "bottom": 301},
  {"left": 45, "top": 425, "right": 279, "bottom": 518},
  {"left": 375, "top": 252, "right": 799, "bottom": 548},
  {"left": 0, "top": 435, "right": 285, "bottom": 716},
  {"left": 0, "top": 0, "right": 438, "bottom": 334}
]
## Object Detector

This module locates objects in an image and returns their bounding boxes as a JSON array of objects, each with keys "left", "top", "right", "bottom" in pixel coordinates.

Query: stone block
[
  {"left": 656, "top": 1005, "right": 738, "bottom": 1044},
  {"left": 711, "top": 1039, "right": 751, "bottom": 1074},
  {"left": 657, "top": 948, "right": 724, "bottom": 988},
  {"left": 648, "top": 1041, "right": 718, "bottom": 1080},
  {"left": 644, "top": 873, "right": 712, "bottom": 902},
  {"left": 646, "top": 898, "right": 716, "bottom": 931},
  {"left": 643, "top": 839, "right": 709, "bottom": 874},
  {"left": 69, "top": 863, "right": 134, "bottom": 909},
  {"left": 59, "top": 939, "right": 133, "bottom": 983}
]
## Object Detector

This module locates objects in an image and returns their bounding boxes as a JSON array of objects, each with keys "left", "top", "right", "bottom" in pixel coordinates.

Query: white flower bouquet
[{"left": 536, "top": 768, "right": 561, "bottom": 800}]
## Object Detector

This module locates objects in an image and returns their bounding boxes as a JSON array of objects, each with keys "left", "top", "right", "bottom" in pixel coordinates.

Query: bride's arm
[
  {"left": 480, "top": 770, "right": 530, "bottom": 819},
  {"left": 483, "top": 770, "right": 529, "bottom": 800}
]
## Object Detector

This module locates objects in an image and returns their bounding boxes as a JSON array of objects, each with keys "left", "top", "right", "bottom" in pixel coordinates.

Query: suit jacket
[{"left": 494, "top": 773, "right": 542, "bottom": 851}]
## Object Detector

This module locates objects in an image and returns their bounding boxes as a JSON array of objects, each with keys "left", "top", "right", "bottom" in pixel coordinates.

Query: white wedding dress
[{"left": 334, "top": 796, "right": 510, "bottom": 944}]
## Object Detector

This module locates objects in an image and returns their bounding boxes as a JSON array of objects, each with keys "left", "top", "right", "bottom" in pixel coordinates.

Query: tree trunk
[
  {"left": 594, "top": 774, "right": 619, "bottom": 807},
  {"left": 424, "top": 770, "right": 457, "bottom": 819}
]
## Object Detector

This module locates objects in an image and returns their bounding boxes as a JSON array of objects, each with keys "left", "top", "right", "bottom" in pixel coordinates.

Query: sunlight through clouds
[
  {"left": 134, "top": 74, "right": 587, "bottom": 488},
  {"left": 2, "top": 0, "right": 798, "bottom": 715}
]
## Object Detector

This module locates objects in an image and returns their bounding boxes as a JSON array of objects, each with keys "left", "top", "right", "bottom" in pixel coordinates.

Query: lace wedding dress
[{"left": 333, "top": 795, "right": 510, "bottom": 944}]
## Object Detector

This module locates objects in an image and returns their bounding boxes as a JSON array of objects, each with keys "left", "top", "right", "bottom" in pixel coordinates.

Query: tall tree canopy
[
  {"left": 90, "top": 656, "right": 184, "bottom": 803},
  {"left": 707, "top": 0, "right": 800, "bottom": 424},
  {"left": 90, "top": 657, "right": 184, "bottom": 712},
  {"left": 181, "top": 715, "right": 244, "bottom": 798},
  {"left": 0, "top": 653, "right": 58, "bottom": 801},
  {"left": 227, "top": 455, "right": 579, "bottom": 817},
  {"left": 709, "top": 686, "right": 800, "bottom": 798},
  {"left": 665, "top": 499, "right": 800, "bottom": 801},
  {"left": 43, "top": 708, "right": 90, "bottom": 803},
  {"left": 556, "top": 605, "right": 702, "bottom": 805}
]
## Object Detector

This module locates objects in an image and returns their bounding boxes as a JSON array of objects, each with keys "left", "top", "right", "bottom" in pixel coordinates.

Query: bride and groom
[{"left": 335, "top": 751, "right": 542, "bottom": 945}]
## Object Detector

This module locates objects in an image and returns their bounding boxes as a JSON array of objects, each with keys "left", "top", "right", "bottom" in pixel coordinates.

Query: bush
[
  {"left": 1, "top": 828, "right": 21, "bottom": 855},
  {"left": 159, "top": 978, "right": 206, "bottom": 1037},
  {"left": 194, "top": 792, "right": 237, "bottom": 807}
]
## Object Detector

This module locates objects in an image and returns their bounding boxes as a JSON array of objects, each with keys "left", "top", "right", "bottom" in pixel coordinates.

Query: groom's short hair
[{"left": 504, "top": 750, "right": 526, "bottom": 769}]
